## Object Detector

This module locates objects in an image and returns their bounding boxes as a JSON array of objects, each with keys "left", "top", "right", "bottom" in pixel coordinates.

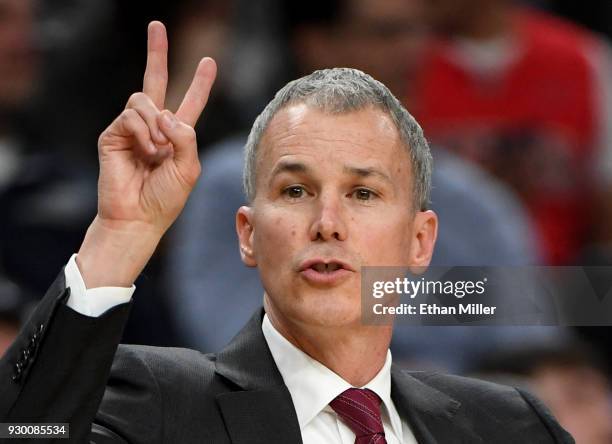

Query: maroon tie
[{"left": 329, "top": 388, "right": 388, "bottom": 444}]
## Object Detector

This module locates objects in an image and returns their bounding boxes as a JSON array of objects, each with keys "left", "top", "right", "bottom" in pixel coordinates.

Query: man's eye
[
  {"left": 353, "top": 188, "right": 375, "bottom": 200},
  {"left": 284, "top": 186, "right": 305, "bottom": 199}
]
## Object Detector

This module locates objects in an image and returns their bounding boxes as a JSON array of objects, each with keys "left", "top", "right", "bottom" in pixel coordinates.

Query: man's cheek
[{"left": 256, "top": 217, "right": 296, "bottom": 262}]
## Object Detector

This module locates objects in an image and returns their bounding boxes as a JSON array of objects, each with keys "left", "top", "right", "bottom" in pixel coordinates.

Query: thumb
[{"left": 158, "top": 110, "right": 201, "bottom": 186}]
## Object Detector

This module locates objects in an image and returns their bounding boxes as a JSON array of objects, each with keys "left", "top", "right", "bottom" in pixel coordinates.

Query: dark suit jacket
[{"left": 0, "top": 272, "right": 574, "bottom": 443}]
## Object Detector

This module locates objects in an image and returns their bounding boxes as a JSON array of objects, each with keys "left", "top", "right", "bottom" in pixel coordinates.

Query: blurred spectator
[
  {"left": 473, "top": 340, "right": 612, "bottom": 444},
  {"left": 283, "top": 0, "right": 427, "bottom": 98},
  {"left": 430, "top": 148, "right": 537, "bottom": 266},
  {"left": 411, "top": 0, "right": 612, "bottom": 264},
  {"left": 0, "top": 0, "right": 38, "bottom": 116},
  {"left": 0, "top": 0, "right": 99, "bottom": 299},
  {"left": 0, "top": 0, "right": 36, "bottom": 347},
  {"left": 0, "top": 0, "right": 38, "bottom": 187},
  {"left": 165, "top": 0, "right": 544, "bottom": 371}
]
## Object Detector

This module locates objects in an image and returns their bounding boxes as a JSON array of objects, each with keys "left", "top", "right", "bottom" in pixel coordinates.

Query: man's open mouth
[
  {"left": 310, "top": 262, "right": 342, "bottom": 273},
  {"left": 298, "top": 259, "right": 354, "bottom": 285}
]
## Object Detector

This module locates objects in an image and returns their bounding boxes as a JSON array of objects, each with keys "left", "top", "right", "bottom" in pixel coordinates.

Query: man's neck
[{"left": 265, "top": 304, "right": 393, "bottom": 387}]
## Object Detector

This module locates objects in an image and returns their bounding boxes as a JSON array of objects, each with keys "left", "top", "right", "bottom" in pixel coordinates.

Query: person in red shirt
[{"left": 411, "top": 0, "right": 612, "bottom": 264}]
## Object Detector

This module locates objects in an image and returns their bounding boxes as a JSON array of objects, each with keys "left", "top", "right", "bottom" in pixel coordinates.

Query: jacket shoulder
[
  {"left": 408, "top": 372, "right": 575, "bottom": 443},
  {"left": 411, "top": 371, "right": 523, "bottom": 402}
]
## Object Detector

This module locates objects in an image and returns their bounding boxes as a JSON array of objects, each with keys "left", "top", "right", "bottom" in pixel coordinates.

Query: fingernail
[
  {"left": 161, "top": 112, "right": 176, "bottom": 130},
  {"left": 149, "top": 141, "right": 158, "bottom": 154}
]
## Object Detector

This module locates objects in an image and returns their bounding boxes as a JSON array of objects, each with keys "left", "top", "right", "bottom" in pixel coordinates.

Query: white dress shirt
[
  {"left": 64, "top": 254, "right": 418, "bottom": 443},
  {"left": 262, "top": 315, "right": 417, "bottom": 444}
]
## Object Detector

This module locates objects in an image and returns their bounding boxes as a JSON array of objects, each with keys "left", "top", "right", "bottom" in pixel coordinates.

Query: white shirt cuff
[{"left": 64, "top": 254, "right": 135, "bottom": 317}]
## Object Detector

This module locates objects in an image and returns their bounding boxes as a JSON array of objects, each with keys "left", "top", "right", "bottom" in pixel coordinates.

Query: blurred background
[{"left": 0, "top": 0, "right": 611, "bottom": 441}]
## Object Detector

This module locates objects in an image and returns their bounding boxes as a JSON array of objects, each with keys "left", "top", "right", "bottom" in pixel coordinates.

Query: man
[
  {"left": 168, "top": 0, "right": 541, "bottom": 371},
  {"left": 0, "top": 22, "right": 572, "bottom": 443}
]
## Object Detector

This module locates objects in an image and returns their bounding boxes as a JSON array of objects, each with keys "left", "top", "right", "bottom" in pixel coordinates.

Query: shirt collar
[{"left": 261, "top": 314, "right": 402, "bottom": 439}]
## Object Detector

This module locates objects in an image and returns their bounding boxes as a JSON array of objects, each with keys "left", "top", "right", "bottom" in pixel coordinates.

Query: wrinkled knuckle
[
  {"left": 123, "top": 109, "right": 143, "bottom": 129},
  {"left": 127, "top": 92, "right": 144, "bottom": 105},
  {"left": 183, "top": 126, "right": 197, "bottom": 144},
  {"left": 121, "top": 108, "right": 137, "bottom": 121}
]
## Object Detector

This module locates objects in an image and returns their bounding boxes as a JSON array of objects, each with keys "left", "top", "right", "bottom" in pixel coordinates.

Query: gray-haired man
[{"left": 0, "top": 22, "right": 572, "bottom": 443}]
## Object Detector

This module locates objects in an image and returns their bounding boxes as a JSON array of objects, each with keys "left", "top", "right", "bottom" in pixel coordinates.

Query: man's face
[{"left": 237, "top": 104, "right": 436, "bottom": 329}]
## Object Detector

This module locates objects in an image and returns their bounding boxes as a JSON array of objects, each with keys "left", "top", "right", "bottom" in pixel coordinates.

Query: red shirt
[{"left": 412, "top": 8, "right": 602, "bottom": 264}]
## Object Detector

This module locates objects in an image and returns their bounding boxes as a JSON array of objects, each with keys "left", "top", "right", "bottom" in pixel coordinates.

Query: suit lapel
[
  {"left": 391, "top": 366, "right": 482, "bottom": 444},
  {"left": 214, "top": 309, "right": 302, "bottom": 444}
]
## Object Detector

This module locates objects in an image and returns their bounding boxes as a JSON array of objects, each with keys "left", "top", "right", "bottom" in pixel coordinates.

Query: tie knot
[{"left": 329, "top": 388, "right": 386, "bottom": 443}]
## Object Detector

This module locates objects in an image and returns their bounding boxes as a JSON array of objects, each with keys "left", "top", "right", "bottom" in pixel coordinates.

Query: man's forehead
[
  {"left": 260, "top": 103, "right": 402, "bottom": 155},
  {"left": 255, "top": 103, "right": 412, "bottom": 190}
]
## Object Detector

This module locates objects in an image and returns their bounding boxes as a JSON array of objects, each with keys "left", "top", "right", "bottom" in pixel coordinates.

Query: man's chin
[{"left": 289, "top": 297, "right": 362, "bottom": 329}]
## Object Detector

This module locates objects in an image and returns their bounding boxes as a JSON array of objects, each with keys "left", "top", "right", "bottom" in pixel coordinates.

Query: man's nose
[{"left": 309, "top": 193, "right": 348, "bottom": 242}]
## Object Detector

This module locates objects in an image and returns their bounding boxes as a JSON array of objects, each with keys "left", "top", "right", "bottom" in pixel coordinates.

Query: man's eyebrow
[
  {"left": 269, "top": 161, "right": 310, "bottom": 181},
  {"left": 343, "top": 165, "right": 393, "bottom": 184},
  {"left": 268, "top": 161, "right": 393, "bottom": 185}
]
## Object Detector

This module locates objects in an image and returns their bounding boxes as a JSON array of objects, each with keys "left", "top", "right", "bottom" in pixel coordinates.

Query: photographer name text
[{"left": 372, "top": 303, "right": 496, "bottom": 315}]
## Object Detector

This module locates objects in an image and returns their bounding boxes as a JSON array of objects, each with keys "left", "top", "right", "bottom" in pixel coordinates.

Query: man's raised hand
[
  {"left": 98, "top": 21, "right": 216, "bottom": 230},
  {"left": 77, "top": 21, "right": 217, "bottom": 288}
]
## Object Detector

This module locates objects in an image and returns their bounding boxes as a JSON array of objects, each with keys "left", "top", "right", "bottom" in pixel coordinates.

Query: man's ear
[
  {"left": 236, "top": 205, "right": 257, "bottom": 267},
  {"left": 410, "top": 210, "right": 438, "bottom": 267}
]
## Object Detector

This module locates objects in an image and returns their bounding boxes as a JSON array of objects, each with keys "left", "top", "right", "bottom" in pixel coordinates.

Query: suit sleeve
[
  {"left": 0, "top": 270, "right": 134, "bottom": 443},
  {"left": 516, "top": 387, "right": 575, "bottom": 444}
]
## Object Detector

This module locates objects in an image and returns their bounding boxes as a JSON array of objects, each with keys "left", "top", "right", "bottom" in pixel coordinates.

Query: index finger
[
  {"left": 176, "top": 57, "right": 217, "bottom": 127},
  {"left": 143, "top": 21, "right": 168, "bottom": 109}
]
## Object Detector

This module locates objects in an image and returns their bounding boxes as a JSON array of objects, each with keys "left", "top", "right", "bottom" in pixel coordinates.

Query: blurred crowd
[{"left": 1, "top": 0, "right": 611, "bottom": 441}]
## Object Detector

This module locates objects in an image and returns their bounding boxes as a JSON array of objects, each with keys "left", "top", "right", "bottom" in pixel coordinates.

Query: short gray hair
[{"left": 243, "top": 68, "right": 432, "bottom": 211}]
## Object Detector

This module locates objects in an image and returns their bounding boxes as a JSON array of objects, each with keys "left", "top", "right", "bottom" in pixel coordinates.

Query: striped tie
[{"left": 329, "top": 388, "right": 388, "bottom": 444}]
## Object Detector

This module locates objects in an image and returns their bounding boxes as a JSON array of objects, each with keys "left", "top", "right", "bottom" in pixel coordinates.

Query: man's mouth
[
  {"left": 298, "top": 259, "right": 354, "bottom": 286},
  {"left": 311, "top": 262, "right": 342, "bottom": 273}
]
